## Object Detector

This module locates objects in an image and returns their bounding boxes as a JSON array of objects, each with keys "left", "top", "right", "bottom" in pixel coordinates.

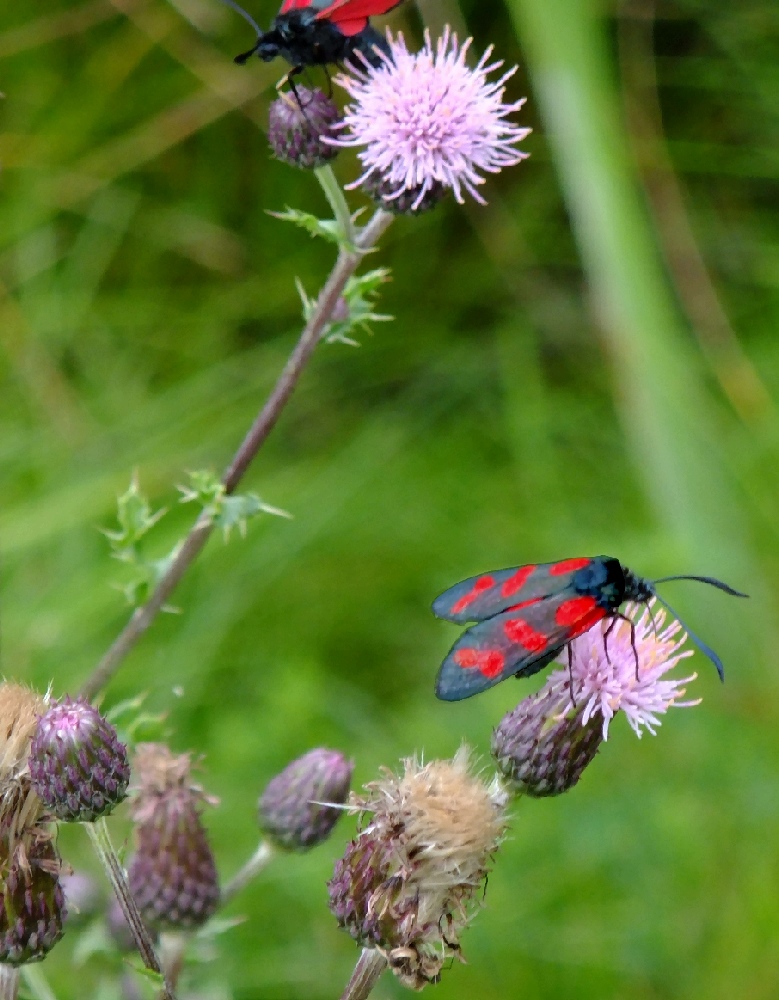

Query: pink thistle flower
[
  {"left": 331, "top": 28, "right": 531, "bottom": 211},
  {"left": 567, "top": 601, "right": 699, "bottom": 739}
]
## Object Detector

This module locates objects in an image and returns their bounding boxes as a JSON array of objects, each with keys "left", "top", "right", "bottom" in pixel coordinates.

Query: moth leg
[
  {"left": 602, "top": 615, "right": 618, "bottom": 664},
  {"left": 567, "top": 643, "right": 577, "bottom": 706},
  {"left": 279, "top": 67, "right": 307, "bottom": 111},
  {"left": 321, "top": 65, "right": 334, "bottom": 98},
  {"left": 602, "top": 611, "right": 639, "bottom": 678},
  {"left": 628, "top": 615, "right": 639, "bottom": 678}
]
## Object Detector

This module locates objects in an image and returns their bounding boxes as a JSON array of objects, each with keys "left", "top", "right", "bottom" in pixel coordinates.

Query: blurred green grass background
[{"left": 2, "top": 0, "right": 779, "bottom": 996}]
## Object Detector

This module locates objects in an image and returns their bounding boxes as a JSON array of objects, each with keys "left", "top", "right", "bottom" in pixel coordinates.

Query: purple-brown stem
[
  {"left": 80, "top": 209, "right": 393, "bottom": 702},
  {"left": 339, "top": 949, "right": 388, "bottom": 1000},
  {"left": 84, "top": 819, "right": 177, "bottom": 1000}
]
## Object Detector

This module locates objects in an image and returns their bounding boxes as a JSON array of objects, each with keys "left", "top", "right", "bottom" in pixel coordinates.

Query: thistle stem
[
  {"left": 0, "top": 967, "right": 19, "bottom": 1000},
  {"left": 80, "top": 208, "right": 393, "bottom": 701},
  {"left": 84, "top": 819, "right": 177, "bottom": 1000},
  {"left": 315, "top": 164, "right": 356, "bottom": 245},
  {"left": 339, "top": 949, "right": 387, "bottom": 1000},
  {"left": 221, "top": 839, "right": 274, "bottom": 907}
]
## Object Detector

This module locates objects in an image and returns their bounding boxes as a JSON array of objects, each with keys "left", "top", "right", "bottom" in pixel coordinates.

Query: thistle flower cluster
[
  {"left": 127, "top": 743, "right": 220, "bottom": 930},
  {"left": 493, "top": 603, "right": 697, "bottom": 796},
  {"left": 266, "top": 28, "right": 529, "bottom": 214},
  {"left": 328, "top": 748, "right": 507, "bottom": 989}
]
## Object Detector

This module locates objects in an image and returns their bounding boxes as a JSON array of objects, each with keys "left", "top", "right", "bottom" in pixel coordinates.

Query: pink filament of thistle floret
[
  {"left": 331, "top": 27, "right": 531, "bottom": 208},
  {"left": 556, "top": 601, "right": 699, "bottom": 740}
]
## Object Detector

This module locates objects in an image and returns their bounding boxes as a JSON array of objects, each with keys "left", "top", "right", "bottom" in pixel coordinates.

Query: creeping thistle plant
[{"left": 0, "top": 15, "right": 716, "bottom": 1000}]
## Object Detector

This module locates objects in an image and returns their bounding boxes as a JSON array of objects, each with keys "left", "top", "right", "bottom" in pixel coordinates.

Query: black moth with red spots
[
  {"left": 432, "top": 556, "right": 747, "bottom": 701},
  {"left": 229, "top": 0, "right": 404, "bottom": 73}
]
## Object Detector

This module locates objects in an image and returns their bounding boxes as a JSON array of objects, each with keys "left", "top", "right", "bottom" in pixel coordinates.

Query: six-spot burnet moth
[
  {"left": 433, "top": 556, "right": 747, "bottom": 702},
  {"left": 222, "top": 0, "right": 404, "bottom": 78}
]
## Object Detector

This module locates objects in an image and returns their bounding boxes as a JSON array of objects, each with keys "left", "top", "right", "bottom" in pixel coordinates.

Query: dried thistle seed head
[
  {"left": 127, "top": 744, "right": 219, "bottom": 930},
  {"left": 268, "top": 88, "right": 342, "bottom": 169},
  {"left": 259, "top": 748, "right": 353, "bottom": 851},
  {"left": 0, "top": 684, "right": 67, "bottom": 965},
  {"left": 0, "top": 838, "right": 67, "bottom": 965},
  {"left": 0, "top": 683, "right": 47, "bottom": 844},
  {"left": 30, "top": 697, "right": 130, "bottom": 823},
  {"left": 492, "top": 675, "right": 603, "bottom": 797},
  {"left": 328, "top": 747, "right": 507, "bottom": 990}
]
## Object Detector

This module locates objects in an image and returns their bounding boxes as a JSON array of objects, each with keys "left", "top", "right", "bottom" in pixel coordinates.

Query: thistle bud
[
  {"left": 0, "top": 839, "right": 67, "bottom": 965},
  {"left": 327, "top": 747, "right": 507, "bottom": 989},
  {"left": 259, "top": 748, "right": 353, "bottom": 851},
  {"left": 492, "top": 677, "right": 603, "bottom": 797},
  {"left": 268, "top": 88, "right": 341, "bottom": 169},
  {"left": 127, "top": 744, "right": 219, "bottom": 930},
  {"left": 30, "top": 697, "right": 130, "bottom": 822}
]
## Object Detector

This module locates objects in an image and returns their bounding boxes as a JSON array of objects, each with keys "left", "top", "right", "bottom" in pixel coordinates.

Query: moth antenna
[
  {"left": 652, "top": 574, "right": 748, "bottom": 598},
  {"left": 653, "top": 594, "right": 726, "bottom": 682},
  {"left": 217, "top": 0, "right": 262, "bottom": 37}
]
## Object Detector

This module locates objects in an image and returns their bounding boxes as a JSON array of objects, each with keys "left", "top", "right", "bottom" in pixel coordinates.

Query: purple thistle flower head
[
  {"left": 30, "top": 697, "right": 130, "bottom": 823},
  {"left": 566, "top": 601, "right": 699, "bottom": 739},
  {"left": 331, "top": 28, "right": 531, "bottom": 212},
  {"left": 493, "top": 603, "right": 699, "bottom": 796}
]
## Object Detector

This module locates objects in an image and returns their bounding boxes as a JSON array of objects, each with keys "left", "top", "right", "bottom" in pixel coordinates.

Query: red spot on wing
[
  {"left": 315, "top": 0, "right": 401, "bottom": 24},
  {"left": 326, "top": 15, "right": 368, "bottom": 33},
  {"left": 555, "top": 596, "right": 599, "bottom": 626},
  {"left": 454, "top": 648, "right": 505, "bottom": 679},
  {"left": 451, "top": 575, "right": 495, "bottom": 615},
  {"left": 503, "top": 618, "right": 548, "bottom": 652},
  {"left": 499, "top": 565, "right": 536, "bottom": 598},
  {"left": 505, "top": 598, "right": 542, "bottom": 613},
  {"left": 567, "top": 607, "right": 607, "bottom": 638},
  {"left": 549, "top": 557, "right": 591, "bottom": 576}
]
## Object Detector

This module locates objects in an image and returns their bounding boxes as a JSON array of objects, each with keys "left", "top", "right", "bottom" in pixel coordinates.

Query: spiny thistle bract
[
  {"left": 259, "top": 748, "right": 353, "bottom": 851},
  {"left": 127, "top": 744, "right": 219, "bottom": 930},
  {"left": 328, "top": 747, "right": 507, "bottom": 989},
  {"left": 30, "top": 697, "right": 130, "bottom": 823}
]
